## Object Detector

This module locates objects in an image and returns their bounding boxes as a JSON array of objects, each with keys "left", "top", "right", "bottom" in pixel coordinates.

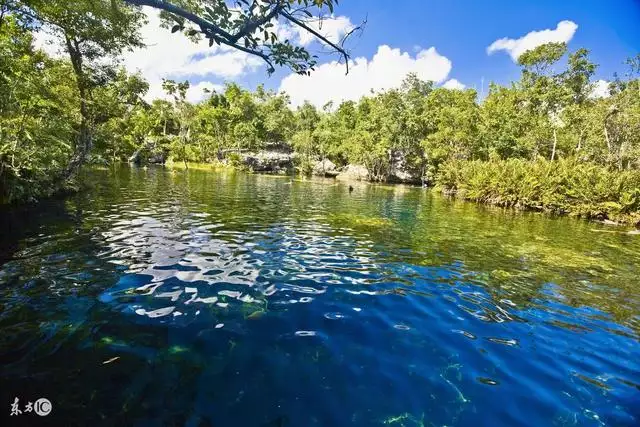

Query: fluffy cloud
[
  {"left": 279, "top": 45, "right": 452, "bottom": 108},
  {"left": 442, "top": 79, "right": 466, "bottom": 90},
  {"left": 589, "top": 79, "right": 611, "bottom": 99},
  {"left": 296, "top": 15, "right": 354, "bottom": 46},
  {"left": 33, "top": 9, "right": 355, "bottom": 103},
  {"left": 122, "top": 9, "right": 266, "bottom": 100},
  {"left": 33, "top": 8, "right": 264, "bottom": 101},
  {"left": 487, "top": 20, "right": 578, "bottom": 61},
  {"left": 186, "top": 81, "right": 225, "bottom": 103},
  {"left": 32, "top": 26, "right": 62, "bottom": 57}
]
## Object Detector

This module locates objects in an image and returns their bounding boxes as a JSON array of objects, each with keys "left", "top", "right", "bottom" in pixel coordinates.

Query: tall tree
[
  {"left": 14, "top": 0, "right": 145, "bottom": 178},
  {"left": 517, "top": 42, "right": 570, "bottom": 160}
]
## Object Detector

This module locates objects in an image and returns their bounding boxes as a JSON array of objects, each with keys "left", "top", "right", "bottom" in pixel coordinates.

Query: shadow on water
[{"left": 0, "top": 165, "right": 639, "bottom": 426}]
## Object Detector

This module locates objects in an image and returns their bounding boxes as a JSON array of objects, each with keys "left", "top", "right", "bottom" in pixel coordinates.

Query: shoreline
[{"left": 161, "top": 161, "right": 640, "bottom": 229}]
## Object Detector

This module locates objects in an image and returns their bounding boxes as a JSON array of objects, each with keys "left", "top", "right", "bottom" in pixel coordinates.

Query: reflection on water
[{"left": 0, "top": 166, "right": 639, "bottom": 426}]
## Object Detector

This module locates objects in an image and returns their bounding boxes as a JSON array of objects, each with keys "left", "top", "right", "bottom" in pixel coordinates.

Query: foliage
[
  {"left": 1, "top": 0, "right": 640, "bottom": 231},
  {"left": 436, "top": 158, "right": 640, "bottom": 224},
  {"left": 0, "top": 0, "right": 359, "bottom": 203},
  {"left": 123, "top": 0, "right": 357, "bottom": 76},
  {"left": 0, "top": 16, "right": 77, "bottom": 202}
]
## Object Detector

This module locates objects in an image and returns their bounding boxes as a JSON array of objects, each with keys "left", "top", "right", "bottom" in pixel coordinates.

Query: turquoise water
[{"left": 1, "top": 166, "right": 639, "bottom": 426}]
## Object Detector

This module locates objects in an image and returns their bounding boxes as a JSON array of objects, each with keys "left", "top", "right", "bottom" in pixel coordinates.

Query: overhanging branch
[
  {"left": 281, "top": 10, "right": 351, "bottom": 74},
  {"left": 124, "top": 0, "right": 234, "bottom": 40},
  {"left": 123, "top": 0, "right": 354, "bottom": 74}
]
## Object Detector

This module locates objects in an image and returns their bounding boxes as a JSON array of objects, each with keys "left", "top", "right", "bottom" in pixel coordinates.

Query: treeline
[
  {"left": 110, "top": 43, "right": 640, "bottom": 188},
  {"left": 1, "top": 2, "right": 640, "bottom": 225},
  {"left": 96, "top": 44, "right": 640, "bottom": 187}
]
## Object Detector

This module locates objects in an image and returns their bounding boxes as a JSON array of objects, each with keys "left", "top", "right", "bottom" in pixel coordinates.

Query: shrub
[{"left": 435, "top": 158, "right": 640, "bottom": 224}]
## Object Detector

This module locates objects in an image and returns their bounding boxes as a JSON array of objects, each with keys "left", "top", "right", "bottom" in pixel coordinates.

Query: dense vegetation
[{"left": 1, "top": 1, "right": 639, "bottom": 224}]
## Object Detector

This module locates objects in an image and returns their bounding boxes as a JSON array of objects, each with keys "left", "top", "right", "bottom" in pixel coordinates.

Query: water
[{"left": 1, "top": 166, "right": 639, "bottom": 426}]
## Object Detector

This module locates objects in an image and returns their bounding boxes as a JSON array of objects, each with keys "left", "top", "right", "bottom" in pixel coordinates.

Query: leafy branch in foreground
[{"left": 123, "top": 0, "right": 364, "bottom": 75}]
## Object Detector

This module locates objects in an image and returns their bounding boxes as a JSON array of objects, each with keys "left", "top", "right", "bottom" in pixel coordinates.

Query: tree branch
[
  {"left": 123, "top": 0, "right": 353, "bottom": 75},
  {"left": 229, "top": 0, "right": 283, "bottom": 43},
  {"left": 207, "top": 32, "right": 275, "bottom": 73},
  {"left": 280, "top": 11, "right": 350, "bottom": 74},
  {"left": 124, "top": 0, "right": 235, "bottom": 40}
]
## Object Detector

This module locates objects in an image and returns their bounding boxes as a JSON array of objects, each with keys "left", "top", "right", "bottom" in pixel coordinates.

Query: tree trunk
[
  {"left": 61, "top": 36, "right": 91, "bottom": 181},
  {"left": 603, "top": 123, "right": 611, "bottom": 154},
  {"left": 603, "top": 105, "right": 619, "bottom": 156},
  {"left": 182, "top": 125, "right": 189, "bottom": 170},
  {"left": 618, "top": 140, "right": 625, "bottom": 171},
  {"left": 576, "top": 128, "right": 583, "bottom": 153},
  {"left": 551, "top": 128, "right": 557, "bottom": 161}
]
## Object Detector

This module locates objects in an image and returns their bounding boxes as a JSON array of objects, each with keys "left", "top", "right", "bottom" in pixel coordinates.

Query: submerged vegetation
[{"left": 0, "top": 1, "right": 639, "bottom": 225}]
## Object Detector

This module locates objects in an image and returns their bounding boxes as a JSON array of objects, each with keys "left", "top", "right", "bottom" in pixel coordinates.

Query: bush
[
  {"left": 225, "top": 152, "right": 244, "bottom": 168},
  {"left": 435, "top": 158, "right": 640, "bottom": 225}
]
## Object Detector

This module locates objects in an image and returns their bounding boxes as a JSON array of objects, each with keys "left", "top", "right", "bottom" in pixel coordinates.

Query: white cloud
[
  {"left": 33, "top": 26, "right": 63, "bottom": 57},
  {"left": 122, "top": 8, "right": 267, "bottom": 101},
  {"left": 186, "top": 81, "right": 225, "bottom": 103},
  {"left": 32, "top": 9, "right": 264, "bottom": 101},
  {"left": 296, "top": 15, "right": 354, "bottom": 46},
  {"left": 487, "top": 20, "right": 578, "bottom": 61},
  {"left": 173, "top": 51, "right": 262, "bottom": 79},
  {"left": 589, "top": 79, "right": 611, "bottom": 99},
  {"left": 442, "top": 79, "right": 466, "bottom": 90},
  {"left": 32, "top": 8, "right": 359, "bottom": 104},
  {"left": 279, "top": 45, "right": 452, "bottom": 108}
]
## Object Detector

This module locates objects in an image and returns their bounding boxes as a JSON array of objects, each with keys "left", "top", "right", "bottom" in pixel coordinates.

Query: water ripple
[{"left": 0, "top": 167, "right": 638, "bottom": 426}]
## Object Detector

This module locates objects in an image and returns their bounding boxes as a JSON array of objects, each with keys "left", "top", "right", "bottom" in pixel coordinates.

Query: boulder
[
  {"left": 388, "top": 151, "right": 421, "bottom": 184},
  {"left": 336, "top": 164, "right": 369, "bottom": 181},
  {"left": 128, "top": 148, "right": 143, "bottom": 165},
  {"left": 148, "top": 150, "right": 167, "bottom": 164},
  {"left": 128, "top": 140, "right": 167, "bottom": 165},
  {"left": 243, "top": 151, "right": 294, "bottom": 173},
  {"left": 312, "top": 159, "right": 338, "bottom": 177},
  {"left": 388, "top": 167, "right": 415, "bottom": 183}
]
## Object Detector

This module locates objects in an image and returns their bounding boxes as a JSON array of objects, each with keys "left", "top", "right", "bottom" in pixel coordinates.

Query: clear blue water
[{"left": 1, "top": 166, "right": 639, "bottom": 426}]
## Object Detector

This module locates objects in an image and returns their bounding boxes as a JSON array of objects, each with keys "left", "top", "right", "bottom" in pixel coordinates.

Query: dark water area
[{"left": 1, "top": 166, "right": 639, "bottom": 426}]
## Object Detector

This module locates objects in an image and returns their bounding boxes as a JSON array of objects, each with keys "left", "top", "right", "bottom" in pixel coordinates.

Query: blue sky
[
  {"left": 98, "top": 0, "right": 640, "bottom": 105},
  {"left": 323, "top": 0, "right": 640, "bottom": 88}
]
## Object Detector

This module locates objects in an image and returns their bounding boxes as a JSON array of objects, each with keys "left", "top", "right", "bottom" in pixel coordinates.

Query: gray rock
[
  {"left": 312, "top": 159, "right": 338, "bottom": 177},
  {"left": 128, "top": 140, "right": 167, "bottom": 165},
  {"left": 242, "top": 151, "right": 294, "bottom": 173},
  {"left": 336, "top": 164, "right": 369, "bottom": 181},
  {"left": 128, "top": 149, "right": 143, "bottom": 165},
  {"left": 388, "top": 151, "right": 421, "bottom": 184},
  {"left": 148, "top": 151, "right": 167, "bottom": 164}
]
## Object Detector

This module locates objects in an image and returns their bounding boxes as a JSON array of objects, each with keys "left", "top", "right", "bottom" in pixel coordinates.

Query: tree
[
  {"left": 256, "top": 86, "right": 295, "bottom": 144},
  {"left": 162, "top": 79, "right": 195, "bottom": 167},
  {"left": 12, "top": 0, "right": 145, "bottom": 178},
  {"left": 291, "top": 101, "right": 320, "bottom": 173},
  {"left": 559, "top": 48, "right": 597, "bottom": 155},
  {"left": 518, "top": 42, "right": 570, "bottom": 160},
  {"left": 604, "top": 56, "right": 640, "bottom": 169},
  {"left": 422, "top": 87, "right": 481, "bottom": 173},
  {"left": 93, "top": 68, "right": 150, "bottom": 163},
  {"left": 0, "top": 14, "right": 77, "bottom": 202}
]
